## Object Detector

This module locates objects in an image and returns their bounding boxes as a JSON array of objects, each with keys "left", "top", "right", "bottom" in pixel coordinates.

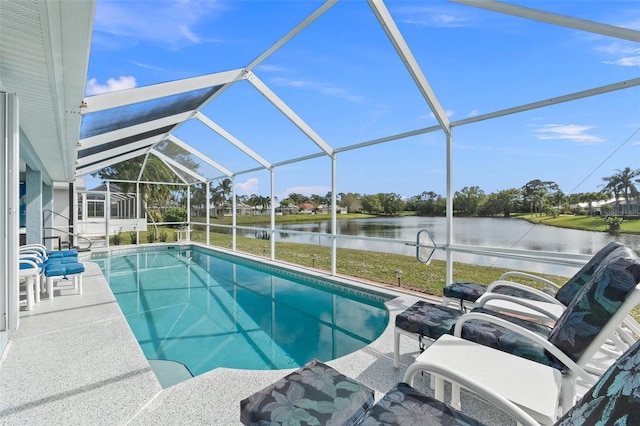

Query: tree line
[
  {"left": 280, "top": 167, "right": 640, "bottom": 217},
  {"left": 93, "top": 147, "right": 639, "bottom": 219}
]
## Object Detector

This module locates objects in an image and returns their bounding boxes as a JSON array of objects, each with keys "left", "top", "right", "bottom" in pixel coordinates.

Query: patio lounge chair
[
  {"left": 456, "top": 241, "right": 639, "bottom": 353},
  {"left": 240, "top": 335, "right": 640, "bottom": 425},
  {"left": 442, "top": 241, "right": 622, "bottom": 319},
  {"left": 19, "top": 256, "right": 43, "bottom": 310},
  {"left": 44, "top": 261, "right": 85, "bottom": 299},
  {"left": 395, "top": 244, "right": 640, "bottom": 411},
  {"left": 20, "top": 243, "right": 78, "bottom": 260},
  {"left": 20, "top": 244, "right": 83, "bottom": 299}
]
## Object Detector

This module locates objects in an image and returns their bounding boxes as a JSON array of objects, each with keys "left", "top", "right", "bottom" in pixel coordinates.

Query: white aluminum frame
[{"left": 73, "top": 0, "right": 640, "bottom": 280}]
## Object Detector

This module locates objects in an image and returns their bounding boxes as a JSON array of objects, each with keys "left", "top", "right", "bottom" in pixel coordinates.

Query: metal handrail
[
  {"left": 42, "top": 226, "right": 92, "bottom": 251},
  {"left": 42, "top": 208, "right": 72, "bottom": 225}
]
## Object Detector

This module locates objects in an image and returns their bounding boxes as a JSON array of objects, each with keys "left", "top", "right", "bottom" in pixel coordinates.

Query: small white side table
[
  {"left": 405, "top": 334, "right": 562, "bottom": 426},
  {"left": 176, "top": 228, "right": 191, "bottom": 242}
]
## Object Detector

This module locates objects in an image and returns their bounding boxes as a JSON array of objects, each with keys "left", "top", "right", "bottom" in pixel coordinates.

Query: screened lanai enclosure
[
  {"left": 73, "top": 0, "right": 640, "bottom": 285},
  {"left": 2, "top": 0, "right": 640, "bottom": 341}
]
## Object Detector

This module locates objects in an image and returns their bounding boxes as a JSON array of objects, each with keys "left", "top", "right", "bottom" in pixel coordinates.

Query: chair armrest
[
  {"left": 19, "top": 258, "right": 39, "bottom": 269},
  {"left": 404, "top": 359, "right": 539, "bottom": 426},
  {"left": 476, "top": 292, "right": 562, "bottom": 321},
  {"left": 453, "top": 312, "right": 595, "bottom": 384},
  {"left": 496, "top": 271, "right": 561, "bottom": 291},
  {"left": 20, "top": 244, "right": 47, "bottom": 254},
  {"left": 486, "top": 279, "right": 563, "bottom": 305},
  {"left": 19, "top": 253, "right": 44, "bottom": 263}
]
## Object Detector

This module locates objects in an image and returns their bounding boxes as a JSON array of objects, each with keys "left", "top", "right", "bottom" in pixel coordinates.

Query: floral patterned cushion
[
  {"left": 554, "top": 241, "right": 623, "bottom": 306},
  {"left": 395, "top": 301, "right": 461, "bottom": 341},
  {"left": 548, "top": 245, "right": 640, "bottom": 364},
  {"left": 444, "top": 242, "right": 623, "bottom": 308},
  {"left": 460, "top": 245, "right": 639, "bottom": 371},
  {"left": 471, "top": 307, "right": 553, "bottom": 337},
  {"left": 460, "top": 311, "right": 564, "bottom": 371},
  {"left": 556, "top": 338, "right": 640, "bottom": 425},
  {"left": 239, "top": 359, "right": 374, "bottom": 426},
  {"left": 443, "top": 282, "right": 486, "bottom": 303},
  {"left": 357, "top": 382, "right": 485, "bottom": 426}
]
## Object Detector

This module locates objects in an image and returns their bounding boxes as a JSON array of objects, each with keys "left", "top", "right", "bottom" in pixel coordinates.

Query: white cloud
[
  {"left": 94, "top": 0, "right": 223, "bottom": 50},
  {"left": 272, "top": 77, "right": 365, "bottom": 104},
  {"left": 236, "top": 177, "right": 259, "bottom": 195},
  {"left": 597, "top": 43, "right": 640, "bottom": 67},
  {"left": 85, "top": 76, "right": 137, "bottom": 95},
  {"left": 534, "top": 124, "right": 604, "bottom": 144},
  {"left": 604, "top": 56, "right": 640, "bottom": 67},
  {"left": 256, "top": 64, "right": 287, "bottom": 73},
  {"left": 396, "top": 5, "right": 471, "bottom": 28}
]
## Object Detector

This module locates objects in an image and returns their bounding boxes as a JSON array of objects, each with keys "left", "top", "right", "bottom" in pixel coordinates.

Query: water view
[{"left": 238, "top": 216, "right": 640, "bottom": 276}]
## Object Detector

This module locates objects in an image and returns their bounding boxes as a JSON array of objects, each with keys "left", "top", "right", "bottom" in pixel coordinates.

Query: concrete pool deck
[{"left": 1, "top": 254, "right": 598, "bottom": 425}]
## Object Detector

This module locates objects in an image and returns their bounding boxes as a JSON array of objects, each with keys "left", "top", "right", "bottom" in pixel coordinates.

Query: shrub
[
  {"left": 113, "top": 231, "right": 121, "bottom": 245},
  {"left": 129, "top": 232, "right": 137, "bottom": 244},
  {"left": 159, "top": 231, "right": 168, "bottom": 242},
  {"left": 146, "top": 232, "right": 155, "bottom": 243},
  {"left": 163, "top": 207, "right": 187, "bottom": 227}
]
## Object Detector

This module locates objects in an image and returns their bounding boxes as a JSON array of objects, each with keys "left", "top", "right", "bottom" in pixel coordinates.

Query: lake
[{"left": 238, "top": 216, "right": 640, "bottom": 276}]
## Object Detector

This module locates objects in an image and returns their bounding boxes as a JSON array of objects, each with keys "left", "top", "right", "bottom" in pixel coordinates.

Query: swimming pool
[{"left": 92, "top": 246, "right": 391, "bottom": 377}]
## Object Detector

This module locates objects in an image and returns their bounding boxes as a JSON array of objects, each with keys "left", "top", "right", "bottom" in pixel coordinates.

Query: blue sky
[{"left": 84, "top": 0, "right": 640, "bottom": 201}]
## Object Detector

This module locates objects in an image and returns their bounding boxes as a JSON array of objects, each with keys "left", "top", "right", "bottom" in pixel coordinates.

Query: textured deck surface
[{"left": 1, "top": 256, "right": 598, "bottom": 425}]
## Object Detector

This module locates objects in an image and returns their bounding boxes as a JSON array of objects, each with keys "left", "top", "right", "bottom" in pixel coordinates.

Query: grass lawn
[
  {"left": 517, "top": 213, "right": 640, "bottom": 234},
  {"left": 114, "top": 216, "right": 640, "bottom": 321}
]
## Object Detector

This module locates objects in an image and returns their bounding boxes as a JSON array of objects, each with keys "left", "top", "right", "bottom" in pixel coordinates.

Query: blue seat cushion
[
  {"left": 44, "top": 257, "right": 79, "bottom": 267},
  {"left": 47, "top": 249, "right": 79, "bottom": 258},
  {"left": 395, "top": 301, "right": 461, "bottom": 341},
  {"left": 443, "top": 282, "right": 486, "bottom": 303},
  {"left": 239, "top": 358, "right": 374, "bottom": 426},
  {"left": 358, "top": 382, "right": 485, "bottom": 426},
  {"left": 20, "top": 262, "right": 39, "bottom": 270},
  {"left": 45, "top": 262, "right": 85, "bottom": 277}
]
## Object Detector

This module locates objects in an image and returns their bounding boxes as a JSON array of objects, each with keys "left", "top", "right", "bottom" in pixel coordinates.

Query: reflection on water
[
  {"left": 235, "top": 216, "right": 640, "bottom": 276},
  {"left": 95, "top": 249, "right": 389, "bottom": 374}
]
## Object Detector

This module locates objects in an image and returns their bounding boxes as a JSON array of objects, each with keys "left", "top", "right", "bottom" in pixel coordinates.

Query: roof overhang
[{"left": 0, "top": 0, "right": 95, "bottom": 183}]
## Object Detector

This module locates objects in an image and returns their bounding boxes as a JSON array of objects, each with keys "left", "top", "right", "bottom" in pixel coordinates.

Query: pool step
[{"left": 148, "top": 359, "right": 194, "bottom": 388}]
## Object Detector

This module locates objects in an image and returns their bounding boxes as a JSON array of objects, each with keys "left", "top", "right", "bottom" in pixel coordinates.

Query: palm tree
[
  {"left": 601, "top": 173, "right": 623, "bottom": 214},
  {"left": 612, "top": 167, "right": 640, "bottom": 214},
  {"left": 211, "top": 178, "right": 232, "bottom": 216}
]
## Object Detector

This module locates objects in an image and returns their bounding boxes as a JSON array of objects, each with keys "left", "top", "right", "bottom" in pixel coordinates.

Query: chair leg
[
  {"left": 450, "top": 382, "right": 461, "bottom": 410},
  {"left": 47, "top": 276, "right": 54, "bottom": 300},
  {"left": 25, "top": 276, "right": 34, "bottom": 311},
  {"left": 34, "top": 274, "right": 41, "bottom": 303},
  {"left": 434, "top": 375, "right": 445, "bottom": 402},
  {"left": 560, "top": 376, "right": 576, "bottom": 416},
  {"left": 394, "top": 327, "right": 401, "bottom": 368},
  {"left": 77, "top": 274, "right": 83, "bottom": 294}
]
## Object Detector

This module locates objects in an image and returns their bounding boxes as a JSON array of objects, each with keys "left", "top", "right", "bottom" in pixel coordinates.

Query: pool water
[{"left": 93, "top": 247, "right": 390, "bottom": 376}]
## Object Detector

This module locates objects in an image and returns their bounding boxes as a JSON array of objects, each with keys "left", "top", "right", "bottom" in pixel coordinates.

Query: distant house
[
  {"left": 219, "top": 202, "right": 258, "bottom": 216},
  {"left": 294, "top": 203, "right": 346, "bottom": 214},
  {"left": 275, "top": 205, "right": 300, "bottom": 215},
  {"left": 298, "top": 202, "right": 316, "bottom": 214},
  {"left": 77, "top": 183, "right": 147, "bottom": 236},
  {"left": 574, "top": 197, "right": 639, "bottom": 216}
]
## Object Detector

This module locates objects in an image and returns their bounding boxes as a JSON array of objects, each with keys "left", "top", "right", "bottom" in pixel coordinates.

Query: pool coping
[{"left": 2, "top": 244, "right": 597, "bottom": 424}]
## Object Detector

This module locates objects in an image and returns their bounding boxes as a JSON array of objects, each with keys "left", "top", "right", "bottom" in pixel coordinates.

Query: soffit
[{"left": 0, "top": 0, "right": 95, "bottom": 183}]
